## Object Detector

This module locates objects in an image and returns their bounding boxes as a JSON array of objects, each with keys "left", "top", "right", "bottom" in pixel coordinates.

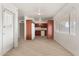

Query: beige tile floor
[{"left": 4, "top": 37, "right": 73, "bottom": 56}]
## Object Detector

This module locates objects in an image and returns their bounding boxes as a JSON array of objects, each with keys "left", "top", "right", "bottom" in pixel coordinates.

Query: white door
[{"left": 2, "top": 10, "right": 14, "bottom": 53}]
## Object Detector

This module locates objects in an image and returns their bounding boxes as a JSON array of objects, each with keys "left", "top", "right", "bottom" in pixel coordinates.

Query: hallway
[{"left": 4, "top": 37, "right": 72, "bottom": 56}]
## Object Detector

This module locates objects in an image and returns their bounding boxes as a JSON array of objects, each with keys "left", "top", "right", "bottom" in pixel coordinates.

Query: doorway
[
  {"left": 25, "top": 20, "right": 54, "bottom": 40},
  {"left": 35, "top": 23, "right": 47, "bottom": 39}
]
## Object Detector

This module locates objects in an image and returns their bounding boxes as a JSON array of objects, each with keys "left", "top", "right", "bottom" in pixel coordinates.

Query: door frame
[{"left": 2, "top": 8, "right": 15, "bottom": 54}]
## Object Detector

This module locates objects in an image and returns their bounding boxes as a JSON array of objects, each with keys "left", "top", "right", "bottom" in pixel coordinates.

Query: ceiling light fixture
[{"left": 37, "top": 8, "right": 42, "bottom": 26}]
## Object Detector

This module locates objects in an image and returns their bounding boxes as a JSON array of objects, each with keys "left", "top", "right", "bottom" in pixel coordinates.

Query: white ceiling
[{"left": 14, "top": 3, "right": 66, "bottom": 19}]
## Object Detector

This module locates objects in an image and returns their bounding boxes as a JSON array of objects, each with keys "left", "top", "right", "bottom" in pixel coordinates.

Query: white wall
[
  {"left": 0, "top": 4, "right": 3, "bottom": 55},
  {"left": 54, "top": 4, "right": 79, "bottom": 55},
  {"left": 0, "top": 3, "right": 18, "bottom": 55},
  {"left": 32, "top": 23, "right": 35, "bottom": 40}
]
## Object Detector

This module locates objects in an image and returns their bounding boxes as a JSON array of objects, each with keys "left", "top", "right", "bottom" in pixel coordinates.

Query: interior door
[
  {"left": 2, "top": 9, "right": 14, "bottom": 53},
  {"left": 26, "top": 20, "right": 32, "bottom": 40},
  {"left": 47, "top": 20, "right": 54, "bottom": 39}
]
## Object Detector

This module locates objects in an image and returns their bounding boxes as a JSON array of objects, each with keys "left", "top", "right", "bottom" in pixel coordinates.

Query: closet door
[
  {"left": 68, "top": 8, "right": 77, "bottom": 54},
  {"left": 3, "top": 10, "right": 14, "bottom": 53}
]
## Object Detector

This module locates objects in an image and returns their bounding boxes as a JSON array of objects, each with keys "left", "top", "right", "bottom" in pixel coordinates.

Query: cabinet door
[{"left": 3, "top": 10, "right": 14, "bottom": 54}]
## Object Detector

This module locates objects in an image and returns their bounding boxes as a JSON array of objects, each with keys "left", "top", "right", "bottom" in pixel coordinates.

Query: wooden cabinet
[
  {"left": 35, "top": 30, "right": 41, "bottom": 36},
  {"left": 35, "top": 23, "right": 47, "bottom": 36}
]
